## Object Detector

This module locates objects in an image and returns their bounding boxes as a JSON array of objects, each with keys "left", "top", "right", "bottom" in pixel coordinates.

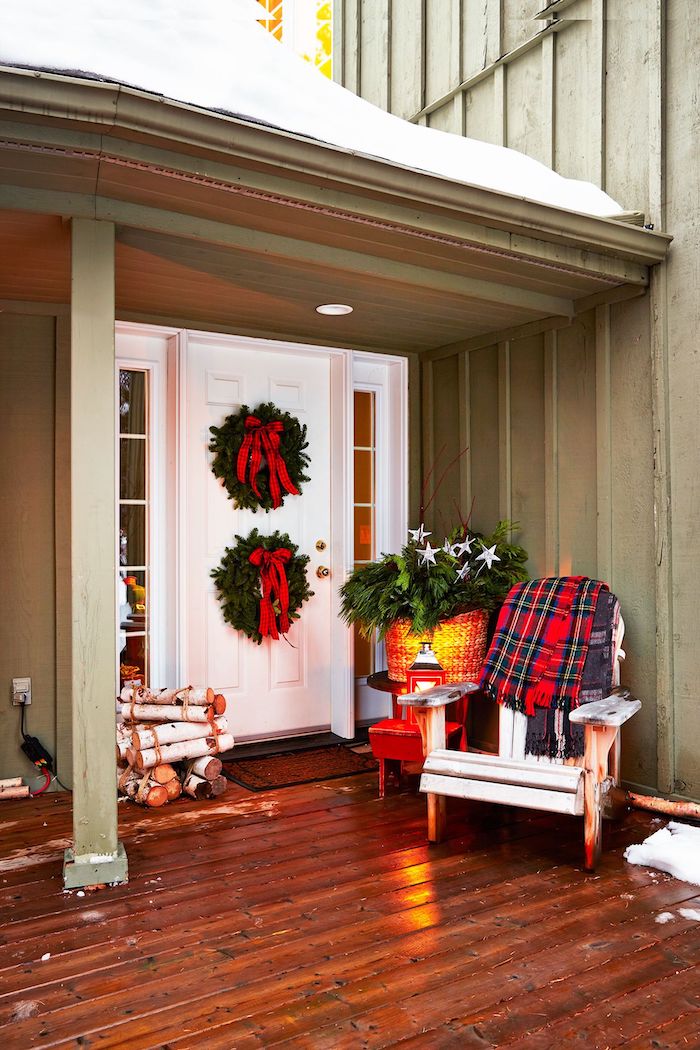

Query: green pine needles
[
  {"left": 209, "top": 402, "right": 311, "bottom": 513},
  {"left": 212, "top": 529, "right": 314, "bottom": 644},
  {"left": 340, "top": 521, "right": 528, "bottom": 639}
]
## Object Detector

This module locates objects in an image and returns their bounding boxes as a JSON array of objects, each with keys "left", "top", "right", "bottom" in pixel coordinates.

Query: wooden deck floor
[{"left": 1, "top": 775, "right": 699, "bottom": 1048}]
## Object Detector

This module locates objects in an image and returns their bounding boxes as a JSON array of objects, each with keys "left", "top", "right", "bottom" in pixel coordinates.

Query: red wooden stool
[
  {"left": 367, "top": 672, "right": 467, "bottom": 798},
  {"left": 369, "top": 716, "right": 464, "bottom": 797}
]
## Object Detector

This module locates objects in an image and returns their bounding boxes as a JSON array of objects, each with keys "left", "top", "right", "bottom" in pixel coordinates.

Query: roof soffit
[{"left": 0, "top": 67, "right": 671, "bottom": 273}]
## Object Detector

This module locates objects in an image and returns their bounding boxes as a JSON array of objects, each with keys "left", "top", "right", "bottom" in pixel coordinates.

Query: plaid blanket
[
  {"left": 524, "top": 590, "right": 619, "bottom": 759},
  {"left": 479, "top": 577, "right": 608, "bottom": 717}
]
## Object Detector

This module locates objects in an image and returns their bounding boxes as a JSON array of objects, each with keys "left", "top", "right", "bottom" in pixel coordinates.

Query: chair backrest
[{"left": 497, "top": 614, "right": 625, "bottom": 765}]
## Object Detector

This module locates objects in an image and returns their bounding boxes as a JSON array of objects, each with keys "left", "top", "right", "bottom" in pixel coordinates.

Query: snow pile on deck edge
[{"left": 625, "top": 821, "right": 700, "bottom": 886}]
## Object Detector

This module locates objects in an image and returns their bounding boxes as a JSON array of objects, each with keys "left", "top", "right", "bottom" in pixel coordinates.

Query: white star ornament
[
  {"left": 417, "top": 542, "right": 438, "bottom": 567},
  {"left": 475, "top": 544, "right": 501, "bottom": 570},
  {"left": 408, "top": 524, "right": 431, "bottom": 543}
]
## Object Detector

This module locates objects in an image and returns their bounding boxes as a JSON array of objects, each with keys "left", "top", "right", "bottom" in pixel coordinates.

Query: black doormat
[{"left": 222, "top": 744, "right": 378, "bottom": 792}]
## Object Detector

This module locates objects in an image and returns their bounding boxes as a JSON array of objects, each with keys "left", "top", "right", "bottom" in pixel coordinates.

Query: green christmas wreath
[
  {"left": 212, "top": 529, "right": 314, "bottom": 644},
  {"left": 209, "top": 401, "right": 311, "bottom": 513}
]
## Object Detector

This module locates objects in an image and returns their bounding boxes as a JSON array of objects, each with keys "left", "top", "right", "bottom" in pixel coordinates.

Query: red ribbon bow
[
  {"left": 236, "top": 415, "right": 300, "bottom": 509},
  {"left": 249, "top": 546, "right": 292, "bottom": 640}
]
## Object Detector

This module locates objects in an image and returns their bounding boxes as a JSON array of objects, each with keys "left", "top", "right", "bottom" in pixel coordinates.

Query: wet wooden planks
[{"left": 0, "top": 775, "right": 698, "bottom": 1048}]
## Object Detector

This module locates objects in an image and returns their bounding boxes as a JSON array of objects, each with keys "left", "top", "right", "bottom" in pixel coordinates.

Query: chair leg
[
  {"left": 583, "top": 724, "right": 617, "bottom": 871},
  {"left": 378, "top": 758, "right": 386, "bottom": 799},
  {"left": 583, "top": 770, "right": 602, "bottom": 872}
]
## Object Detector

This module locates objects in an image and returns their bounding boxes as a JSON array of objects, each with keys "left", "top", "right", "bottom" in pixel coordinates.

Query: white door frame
[
  {"left": 115, "top": 322, "right": 408, "bottom": 739},
  {"left": 177, "top": 328, "right": 356, "bottom": 739},
  {"left": 352, "top": 351, "right": 409, "bottom": 723}
]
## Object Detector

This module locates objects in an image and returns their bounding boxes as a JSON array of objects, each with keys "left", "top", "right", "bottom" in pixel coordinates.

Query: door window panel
[
  {"left": 353, "top": 390, "right": 376, "bottom": 678},
  {"left": 118, "top": 368, "right": 150, "bottom": 687}
]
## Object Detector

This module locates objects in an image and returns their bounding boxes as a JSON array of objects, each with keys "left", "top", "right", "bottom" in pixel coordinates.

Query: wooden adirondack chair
[{"left": 402, "top": 612, "right": 641, "bottom": 871}]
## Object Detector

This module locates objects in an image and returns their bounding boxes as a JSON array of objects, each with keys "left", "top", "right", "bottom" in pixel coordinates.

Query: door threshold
[{"left": 228, "top": 728, "right": 369, "bottom": 761}]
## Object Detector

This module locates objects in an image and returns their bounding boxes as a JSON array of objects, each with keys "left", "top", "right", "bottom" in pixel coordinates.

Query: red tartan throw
[{"left": 479, "top": 577, "right": 608, "bottom": 716}]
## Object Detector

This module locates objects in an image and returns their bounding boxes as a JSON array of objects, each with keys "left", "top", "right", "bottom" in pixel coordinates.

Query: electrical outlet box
[{"left": 11, "top": 677, "right": 31, "bottom": 705}]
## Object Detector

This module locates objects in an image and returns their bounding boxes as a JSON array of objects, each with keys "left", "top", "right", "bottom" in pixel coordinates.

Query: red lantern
[{"left": 406, "top": 641, "right": 446, "bottom": 696}]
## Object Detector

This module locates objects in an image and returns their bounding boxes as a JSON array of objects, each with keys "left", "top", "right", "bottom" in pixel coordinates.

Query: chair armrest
[
  {"left": 401, "top": 682, "right": 480, "bottom": 709},
  {"left": 569, "top": 688, "right": 641, "bottom": 728}
]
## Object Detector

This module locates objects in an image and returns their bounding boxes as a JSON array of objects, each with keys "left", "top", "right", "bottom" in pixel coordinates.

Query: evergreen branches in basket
[{"left": 340, "top": 521, "right": 528, "bottom": 640}]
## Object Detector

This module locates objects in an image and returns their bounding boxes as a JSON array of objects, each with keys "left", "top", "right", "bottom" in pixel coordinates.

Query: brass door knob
[
  {"left": 316, "top": 566, "right": 330, "bottom": 579},
  {"left": 315, "top": 539, "right": 327, "bottom": 551}
]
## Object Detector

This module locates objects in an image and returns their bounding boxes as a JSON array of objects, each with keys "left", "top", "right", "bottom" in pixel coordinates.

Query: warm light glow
[
  {"left": 415, "top": 679, "right": 440, "bottom": 693},
  {"left": 259, "top": 0, "right": 333, "bottom": 78},
  {"left": 315, "top": 303, "right": 354, "bottom": 316}
]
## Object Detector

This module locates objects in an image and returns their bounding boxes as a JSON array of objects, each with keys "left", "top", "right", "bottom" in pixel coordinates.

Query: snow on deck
[
  {"left": 1, "top": 0, "right": 624, "bottom": 218},
  {"left": 626, "top": 821, "right": 700, "bottom": 886}
]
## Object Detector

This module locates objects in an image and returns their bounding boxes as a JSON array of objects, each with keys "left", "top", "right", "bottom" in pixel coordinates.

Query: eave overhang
[{"left": 0, "top": 67, "right": 672, "bottom": 355}]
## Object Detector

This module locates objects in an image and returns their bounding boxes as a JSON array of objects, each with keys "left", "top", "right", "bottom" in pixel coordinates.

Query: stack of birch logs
[
  {"left": 116, "top": 685, "right": 233, "bottom": 807},
  {"left": 0, "top": 776, "right": 29, "bottom": 800}
]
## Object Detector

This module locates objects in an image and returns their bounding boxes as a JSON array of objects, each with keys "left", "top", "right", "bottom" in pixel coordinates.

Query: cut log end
[{"left": 151, "top": 763, "right": 178, "bottom": 785}]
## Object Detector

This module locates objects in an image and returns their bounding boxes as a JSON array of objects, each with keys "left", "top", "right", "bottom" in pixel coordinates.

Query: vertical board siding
[
  {"left": 505, "top": 46, "right": 546, "bottom": 163},
  {"left": 390, "top": 0, "right": 425, "bottom": 119},
  {"left": 604, "top": 0, "right": 651, "bottom": 210},
  {"left": 335, "top": 2, "right": 699, "bottom": 796},
  {"left": 465, "top": 79, "right": 502, "bottom": 145},
  {"left": 429, "top": 354, "right": 463, "bottom": 532},
  {"left": 609, "top": 294, "right": 657, "bottom": 791},
  {"left": 359, "top": 0, "right": 390, "bottom": 109},
  {"left": 508, "top": 334, "right": 546, "bottom": 575},
  {"left": 425, "top": 0, "right": 462, "bottom": 133},
  {"left": 462, "top": 0, "right": 490, "bottom": 77},
  {"left": 556, "top": 314, "right": 597, "bottom": 576},
  {"left": 0, "top": 314, "right": 57, "bottom": 781},
  {"left": 468, "top": 346, "right": 501, "bottom": 532},
  {"left": 666, "top": 4, "right": 700, "bottom": 799},
  {"left": 502, "top": 0, "right": 542, "bottom": 55},
  {"left": 554, "top": 18, "right": 598, "bottom": 183},
  {"left": 340, "top": 0, "right": 361, "bottom": 94}
]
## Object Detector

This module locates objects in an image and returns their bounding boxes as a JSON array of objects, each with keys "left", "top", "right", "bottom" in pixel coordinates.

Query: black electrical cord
[{"left": 19, "top": 703, "right": 72, "bottom": 793}]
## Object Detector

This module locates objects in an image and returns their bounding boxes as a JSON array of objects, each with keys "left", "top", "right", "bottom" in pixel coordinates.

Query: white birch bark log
[
  {"left": 132, "top": 717, "right": 228, "bottom": 750},
  {"left": 183, "top": 772, "right": 208, "bottom": 798},
  {"left": 117, "top": 702, "right": 216, "bottom": 724},
  {"left": 131, "top": 732, "right": 234, "bottom": 771},
  {"left": 0, "top": 785, "right": 30, "bottom": 799},
  {"left": 116, "top": 739, "right": 130, "bottom": 762},
  {"left": 183, "top": 772, "right": 228, "bottom": 799},
  {"left": 0, "top": 776, "right": 23, "bottom": 788},
  {"left": 188, "top": 755, "right": 223, "bottom": 781},
  {"left": 118, "top": 686, "right": 225, "bottom": 713}
]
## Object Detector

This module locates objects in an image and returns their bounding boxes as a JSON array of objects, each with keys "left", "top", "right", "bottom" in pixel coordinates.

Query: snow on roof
[{"left": 1, "top": 0, "right": 624, "bottom": 218}]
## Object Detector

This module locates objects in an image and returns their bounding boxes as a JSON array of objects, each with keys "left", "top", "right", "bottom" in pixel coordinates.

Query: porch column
[{"left": 63, "top": 218, "right": 128, "bottom": 889}]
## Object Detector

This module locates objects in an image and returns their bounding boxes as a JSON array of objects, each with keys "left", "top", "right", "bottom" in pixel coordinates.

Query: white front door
[{"left": 183, "top": 331, "right": 350, "bottom": 742}]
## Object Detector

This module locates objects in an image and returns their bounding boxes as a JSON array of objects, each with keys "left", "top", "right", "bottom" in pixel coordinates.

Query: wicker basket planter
[{"left": 385, "top": 608, "right": 489, "bottom": 684}]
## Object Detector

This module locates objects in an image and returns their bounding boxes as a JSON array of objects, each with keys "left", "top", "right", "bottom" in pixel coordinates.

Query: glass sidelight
[
  {"left": 353, "top": 389, "right": 376, "bottom": 678},
  {"left": 118, "top": 368, "right": 150, "bottom": 687}
]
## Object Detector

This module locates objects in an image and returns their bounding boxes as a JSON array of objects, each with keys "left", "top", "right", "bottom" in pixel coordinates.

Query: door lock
[{"left": 316, "top": 566, "right": 330, "bottom": 579}]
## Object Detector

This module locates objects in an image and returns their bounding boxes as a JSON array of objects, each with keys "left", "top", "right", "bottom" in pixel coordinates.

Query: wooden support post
[
  {"left": 63, "top": 218, "right": 128, "bottom": 890},
  {"left": 413, "top": 704, "right": 447, "bottom": 844}
]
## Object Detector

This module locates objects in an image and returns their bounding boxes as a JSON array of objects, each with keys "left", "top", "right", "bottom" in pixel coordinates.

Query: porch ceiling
[{"left": 0, "top": 69, "right": 672, "bottom": 352}]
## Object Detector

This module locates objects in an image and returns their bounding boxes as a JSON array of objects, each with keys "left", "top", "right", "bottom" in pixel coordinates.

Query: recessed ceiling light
[{"left": 315, "top": 303, "right": 354, "bottom": 316}]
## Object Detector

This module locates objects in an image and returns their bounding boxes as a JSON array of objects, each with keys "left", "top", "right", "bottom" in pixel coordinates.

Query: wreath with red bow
[
  {"left": 209, "top": 402, "right": 311, "bottom": 513},
  {"left": 212, "top": 529, "right": 313, "bottom": 644}
]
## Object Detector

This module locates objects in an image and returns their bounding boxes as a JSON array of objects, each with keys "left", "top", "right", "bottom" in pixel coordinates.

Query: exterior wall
[
  {"left": 336, "top": 0, "right": 700, "bottom": 797},
  {"left": 0, "top": 313, "right": 64, "bottom": 784}
]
